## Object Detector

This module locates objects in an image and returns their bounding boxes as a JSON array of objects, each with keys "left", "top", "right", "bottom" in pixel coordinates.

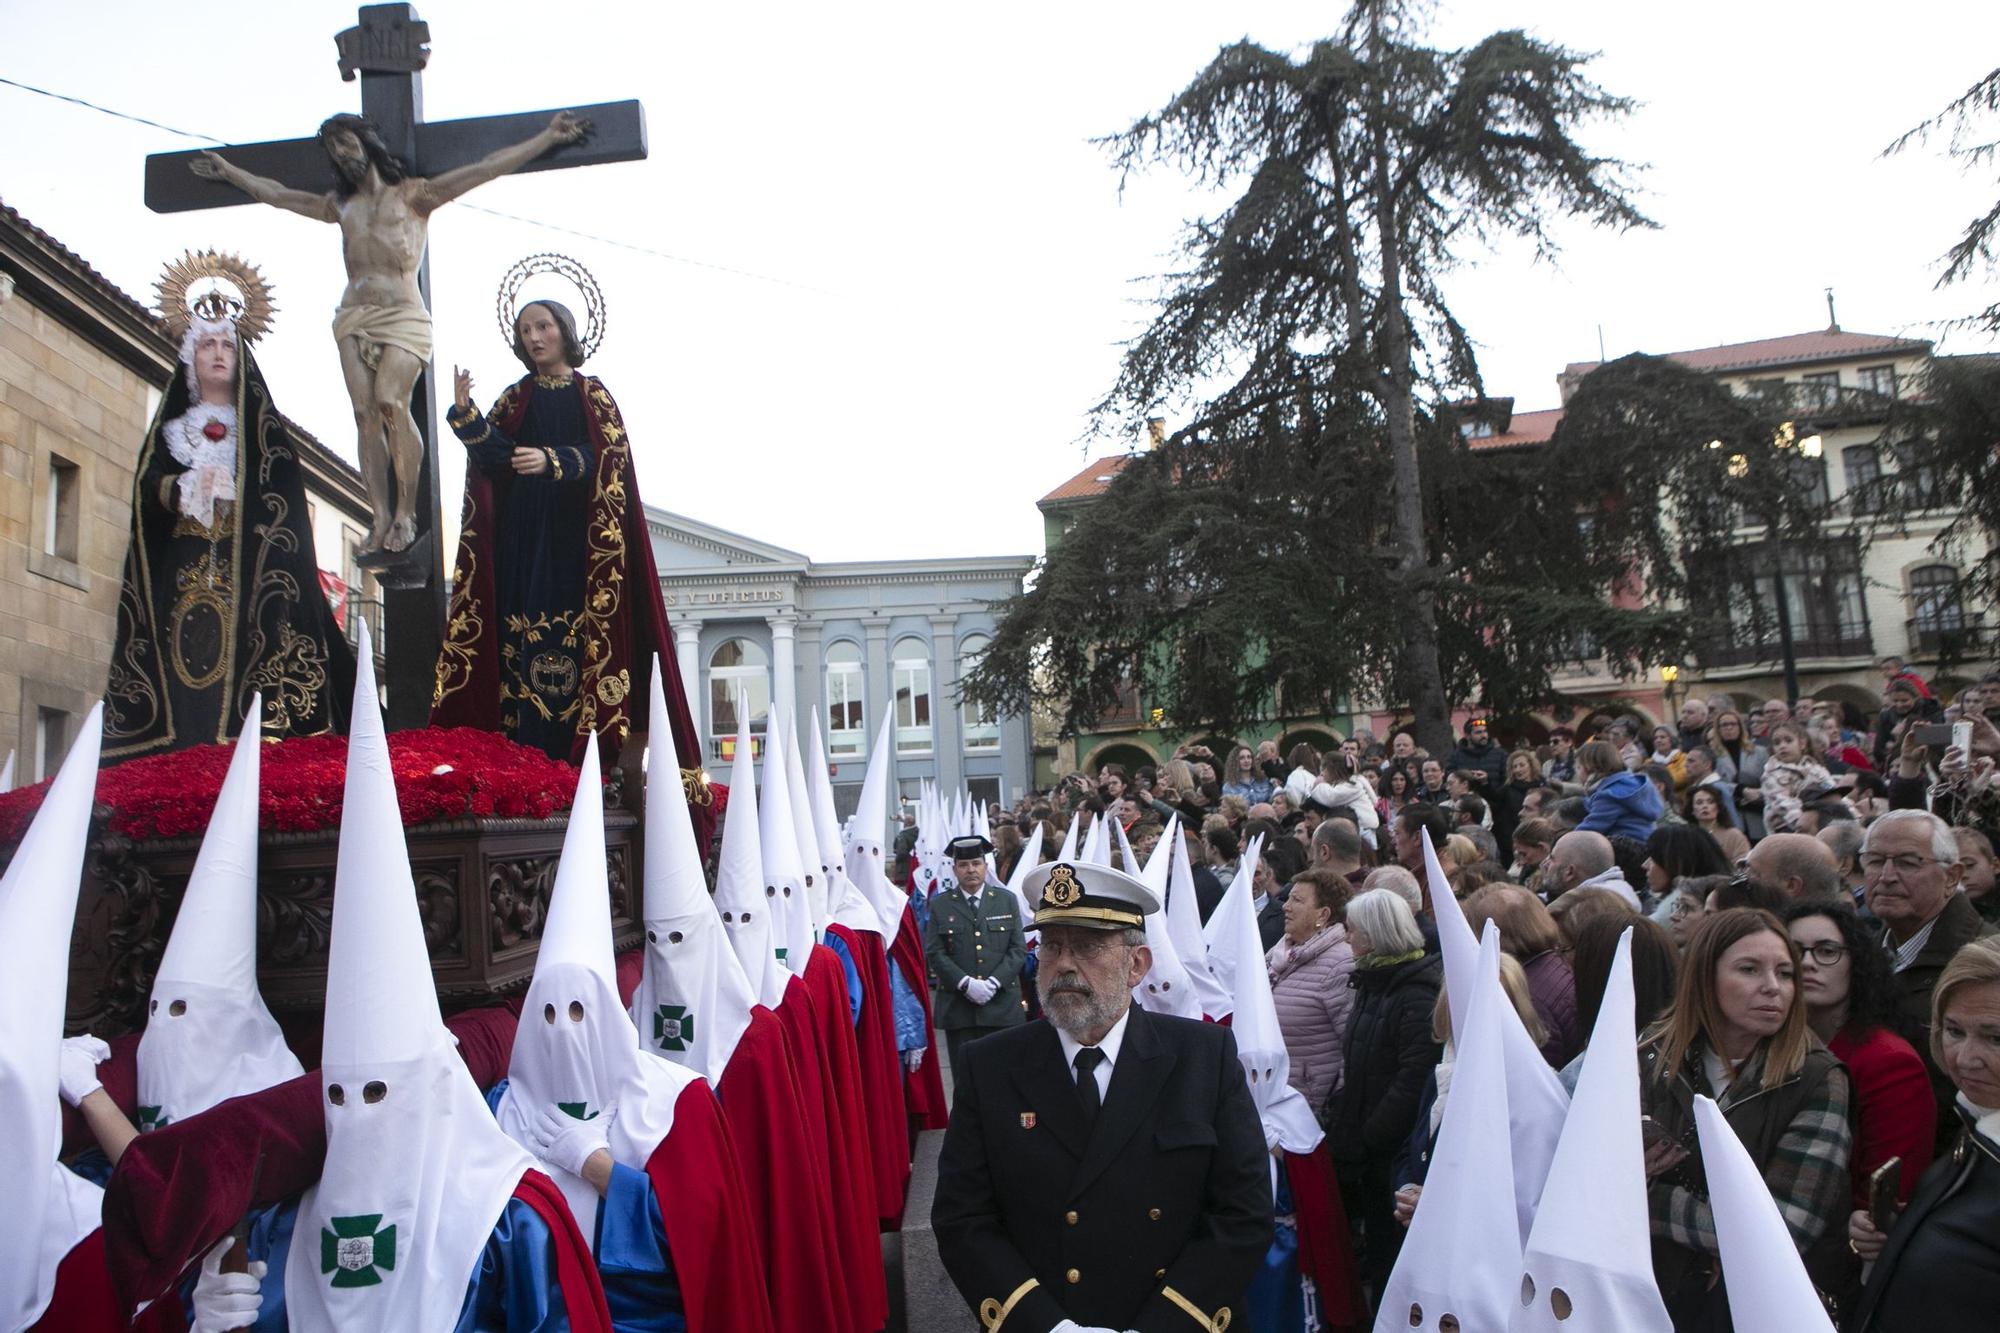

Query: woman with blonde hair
[{"left": 1639, "top": 908, "right": 1853, "bottom": 1329}]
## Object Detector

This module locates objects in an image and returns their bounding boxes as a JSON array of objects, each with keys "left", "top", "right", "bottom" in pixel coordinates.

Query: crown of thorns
[{"left": 497, "top": 253, "right": 605, "bottom": 359}]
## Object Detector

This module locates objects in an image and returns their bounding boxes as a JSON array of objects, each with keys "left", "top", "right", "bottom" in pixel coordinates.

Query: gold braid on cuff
[
  {"left": 978, "top": 1278, "right": 1039, "bottom": 1332},
  {"left": 1161, "top": 1285, "right": 1231, "bottom": 1333}
]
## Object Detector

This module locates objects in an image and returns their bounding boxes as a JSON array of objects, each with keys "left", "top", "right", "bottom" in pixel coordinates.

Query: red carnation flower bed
[{"left": 0, "top": 727, "right": 592, "bottom": 847}]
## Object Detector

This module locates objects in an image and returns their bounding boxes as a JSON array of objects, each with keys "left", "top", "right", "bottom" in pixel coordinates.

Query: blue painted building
[{"left": 646, "top": 506, "right": 1035, "bottom": 818}]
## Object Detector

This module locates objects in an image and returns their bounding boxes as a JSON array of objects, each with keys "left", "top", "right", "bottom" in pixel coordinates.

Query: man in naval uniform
[
  {"left": 926, "top": 832, "right": 1028, "bottom": 1073},
  {"left": 932, "top": 858, "right": 1271, "bottom": 1333}
]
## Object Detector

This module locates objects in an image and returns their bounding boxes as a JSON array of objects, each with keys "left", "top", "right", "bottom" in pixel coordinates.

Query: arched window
[
  {"left": 892, "top": 636, "right": 932, "bottom": 755},
  {"left": 959, "top": 633, "right": 999, "bottom": 752},
  {"left": 1908, "top": 565, "right": 1966, "bottom": 649},
  {"left": 708, "top": 637, "right": 769, "bottom": 762},
  {"left": 824, "top": 640, "right": 865, "bottom": 759}
]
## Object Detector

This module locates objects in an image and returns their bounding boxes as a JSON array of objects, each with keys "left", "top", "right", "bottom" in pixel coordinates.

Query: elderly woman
[
  {"left": 1638, "top": 908, "right": 1853, "bottom": 1330},
  {"left": 1267, "top": 868, "right": 1356, "bottom": 1111},
  {"left": 1322, "top": 888, "right": 1443, "bottom": 1296},
  {"left": 1848, "top": 938, "right": 2000, "bottom": 1331}
]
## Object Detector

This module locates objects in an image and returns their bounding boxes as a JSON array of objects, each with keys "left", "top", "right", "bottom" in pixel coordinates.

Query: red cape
[
  {"left": 515, "top": 1170, "right": 615, "bottom": 1333},
  {"left": 888, "top": 904, "right": 948, "bottom": 1130},
  {"left": 29, "top": 1229, "right": 184, "bottom": 1332},
  {"left": 773, "top": 977, "right": 862, "bottom": 1333},
  {"left": 826, "top": 923, "right": 912, "bottom": 1227},
  {"left": 645, "top": 1082, "right": 774, "bottom": 1333},
  {"left": 98, "top": 1006, "right": 520, "bottom": 1314},
  {"left": 1285, "top": 1145, "right": 1364, "bottom": 1331},
  {"left": 805, "top": 946, "right": 891, "bottom": 1330},
  {"left": 430, "top": 371, "right": 714, "bottom": 849},
  {"left": 715, "top": 1005, "right": 852, "bottom": 1330}
]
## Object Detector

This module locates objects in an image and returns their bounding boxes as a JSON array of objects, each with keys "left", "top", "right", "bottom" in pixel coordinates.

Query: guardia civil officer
[
  {"left": 926, "top": 832, "right": 1028, "bottom": 1072},
  {"left": 931, "top": 858, "right": 1271, "bottom": 1333}
]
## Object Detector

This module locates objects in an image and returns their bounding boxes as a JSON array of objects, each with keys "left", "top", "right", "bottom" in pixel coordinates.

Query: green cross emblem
[
  {"left": 320, "top": 1214, "right": 396, "bottom": 1288},
  {"left": 775, "top": 946, "right": 788, "bottom": 963},
  {"left": 137, "top": 1105, "right": 170, "bottom": 1132},
  {"left": 556, "top": 1101, "right": 600, "bottom": 1121},
  {"left": 652, "top": 1004, "right": 696, "bottom": 1053}
]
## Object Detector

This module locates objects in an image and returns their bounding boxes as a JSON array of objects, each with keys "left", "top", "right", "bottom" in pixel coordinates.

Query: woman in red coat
[{"left": 1785, "top": 899, "right": 1934, "bottom": 1316}]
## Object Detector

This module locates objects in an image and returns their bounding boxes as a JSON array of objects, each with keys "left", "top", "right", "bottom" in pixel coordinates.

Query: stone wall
[{"left": 0, "top": 280, "right": 163, "bottom": 779}]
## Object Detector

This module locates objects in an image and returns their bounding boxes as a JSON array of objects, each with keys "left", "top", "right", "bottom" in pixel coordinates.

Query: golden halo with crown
[
  {"left": 496, "top": 252, "right": 606, "bottom": 360},
  {"left": 154, "top": 251, "right": 277, "bottom": 345}
]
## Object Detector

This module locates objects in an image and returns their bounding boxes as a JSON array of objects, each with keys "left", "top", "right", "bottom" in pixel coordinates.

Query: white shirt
[
  {"left": 1887, "top": 914, "right": 1941, "bottom": 973},
  {"left": 1057, "top": 1005, "right": 1131, "bottom": 1104}
]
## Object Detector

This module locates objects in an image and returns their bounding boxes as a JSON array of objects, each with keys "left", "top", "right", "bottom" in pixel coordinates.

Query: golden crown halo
[
  {"left": 154, "top": 251, "right": 277, "bottom": 345},
  {"left": 496, "top": 252, "right": 606, "bottom": 359}
]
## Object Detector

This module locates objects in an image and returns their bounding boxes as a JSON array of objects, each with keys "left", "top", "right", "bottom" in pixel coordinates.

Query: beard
[{"left": 1043, "top": 973, "right": 1127, "bottom": 1039}]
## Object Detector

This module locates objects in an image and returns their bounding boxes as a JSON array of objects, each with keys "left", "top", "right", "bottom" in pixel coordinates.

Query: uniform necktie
[{"left": 1073, "top": 1047, "right": 1104, "bottom": 1127}]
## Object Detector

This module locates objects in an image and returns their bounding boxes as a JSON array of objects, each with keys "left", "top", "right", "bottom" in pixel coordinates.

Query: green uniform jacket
[{"left": 926, "top": 887, "right": 1028, "bottom": 1031}]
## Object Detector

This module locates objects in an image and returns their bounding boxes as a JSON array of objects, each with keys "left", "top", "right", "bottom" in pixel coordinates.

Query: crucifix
[{"left": 143, "top": 2, "right": 647, "bottom": 729}]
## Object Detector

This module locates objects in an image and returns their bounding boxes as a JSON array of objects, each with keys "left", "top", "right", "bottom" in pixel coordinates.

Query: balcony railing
[
  {"left": 345, "top": 597, "right": 385, "bottom": 658},
  {"left": 1905, "top": 615, "right": 1991, "bottom": 658},
  {"left": 1702, "top": 628, "right": 1874, "bottom": 669}
]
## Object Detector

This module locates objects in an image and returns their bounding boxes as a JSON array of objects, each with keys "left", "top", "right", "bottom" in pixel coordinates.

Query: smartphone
[
  {"left": 1912, "top": 723, "right": 1955, "bottom": 748},
  {"left": 1954, "top": 720, "right": 1974, "bottom": 755},
  {"left": 1868, "top": 1156, "right": 1902, "bottom": 1234}
]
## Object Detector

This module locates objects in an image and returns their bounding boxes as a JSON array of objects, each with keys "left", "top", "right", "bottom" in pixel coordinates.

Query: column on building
[
  {"left": 673, "top": 621, "right": 702, "bottom": 739},
  {"left": 863, "top": 617, "right": 891, "bottom": 760},
  {"left": 795, "top": 619, "right": 824, "bottom": 743},
  {"left": 769, "top": 614, "right": 797, "bottom": 738},
  {"left": 929, "top": 614, "right": 962, "bottom": 794}
]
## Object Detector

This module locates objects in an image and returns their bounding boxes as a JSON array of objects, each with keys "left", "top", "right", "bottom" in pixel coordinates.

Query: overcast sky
[{"left": 4, "top": 1, "right": 1997, "bottom": 565}]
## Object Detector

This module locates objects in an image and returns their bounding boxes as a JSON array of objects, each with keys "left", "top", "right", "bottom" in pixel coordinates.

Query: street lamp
[{"left": 1660, "top": 664, "right": 1683, "bottom": 720}]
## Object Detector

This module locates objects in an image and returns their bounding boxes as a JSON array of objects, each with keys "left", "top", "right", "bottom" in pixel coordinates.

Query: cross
[{"left": 142, "top": 3, "right": 648, "bottom": 730}]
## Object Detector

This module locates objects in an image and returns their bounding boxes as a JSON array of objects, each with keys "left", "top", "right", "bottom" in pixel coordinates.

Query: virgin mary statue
[{"left": 103, "top": 253, "right": 355, "bottom": 758}]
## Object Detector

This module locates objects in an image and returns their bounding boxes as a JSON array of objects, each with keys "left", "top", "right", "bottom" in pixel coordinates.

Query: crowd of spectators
[{"left": 950, "top": 660, "right": 2000, "bottom": 1328}]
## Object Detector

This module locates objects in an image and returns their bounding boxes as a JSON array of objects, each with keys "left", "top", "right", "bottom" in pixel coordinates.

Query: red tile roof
[
  {"left": 0, "top": 197, "right": 165, "bottom": 334},
  {"left": 1468, "top": 406, "right": 1564, "bottom": 451},
  {"left": 1565, "top": 328, "right": 1930, "bottom": 380},
  {"left": 1040, "top": 454, "right": 1137, "bottom": 505}
]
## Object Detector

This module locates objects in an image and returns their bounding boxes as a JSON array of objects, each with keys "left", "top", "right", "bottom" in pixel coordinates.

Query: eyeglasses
[
  {"left": 1039, "top": 933, "right": 1125, "bottom": 962},
  {"left": 1859, "top": 853, "right": 1942, "bottom": 875},
  {"left": 1795, "top": 941, "right": 1850, "bottom": 966}
]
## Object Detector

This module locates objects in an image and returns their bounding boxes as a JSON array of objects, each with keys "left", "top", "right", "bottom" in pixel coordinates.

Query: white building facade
[{"left": 646, "top": 507, "right": 1035, "bottom": 818}]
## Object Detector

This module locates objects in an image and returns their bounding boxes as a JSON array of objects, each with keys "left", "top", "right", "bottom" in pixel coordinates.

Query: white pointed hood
[
  {"left": 757, "top": 724, "right": 813, "bottom": 979},
  {"left": 1211, "top": 833, "right": 1321, "bottom": 1152},
  {"left": 778, "top": 710, "right": 828, "bottom": 938},
  {"left": 713, "top": 713, "right": 788, "bottom": 1007},
  {"left": 0, "top": 706, "right": 105, "bottom": 1332},
  {"left": 999, "top": 821, "right": 1043, "bottom": 930},
  {"left": 1080, "top": 811, "right": 1110, "bottom": 866},
  {"left": 1131, "top": 819, "right": 1202, "bottom": 1022},
  {"left": 630, "top": 664, "right": 759, "bottom": 1083},
  {"left": 806, "top": 711, "right": 881, "bottom": 937},
  {"left": 287, "top": 622, "right": 535, "bottom": 1333},
  {"left": 1423, "top": 830, "right": 1567, "bottom": 1243},
  {"left": 1055, "top": 811, "right": 1081, "bottom": 864},
  {"left": 499, "top": 734, "right": 697, "bottom": 1243},
  {"left": 1165, "top": 823, "right": 1232, "bottom": 1020},
  {"left": 842, "top": 717, "right": 909, "bottom": 937},
  {"left": 1693, "top": 1094, "right": 1838, "bottom": 1333},
  {"left": 1378, "top": 926, "right": 1523, "bottom": 1333},
  {"left": 138, "top": 693, "right": 303, "bottom": 1130},
  {"left": 1201, "top": 847, "right": 1259, "bottom": 995},
  {"left": 1514, "top": 928, "right": 1672, "bottom": 1332}
]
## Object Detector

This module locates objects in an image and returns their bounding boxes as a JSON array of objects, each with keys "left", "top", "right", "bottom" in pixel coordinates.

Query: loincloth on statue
[{"left": 332, "top": 301, "right": 434, "bottom": 370}]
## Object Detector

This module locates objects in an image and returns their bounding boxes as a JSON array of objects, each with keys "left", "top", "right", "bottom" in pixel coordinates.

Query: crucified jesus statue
[{"left": 190, "top": 109, "right": 590, "bottom": 556}]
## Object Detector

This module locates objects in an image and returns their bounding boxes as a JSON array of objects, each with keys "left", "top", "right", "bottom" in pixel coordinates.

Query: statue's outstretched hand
[
  {"left": 548, "top": 111, "right": 592, "bottom": 145},
  {"left": 453, "top": 366, "right": 474, "bottom": 411},
  {"left": 190, "top": 151, "right": 229, "bottom": 181}
]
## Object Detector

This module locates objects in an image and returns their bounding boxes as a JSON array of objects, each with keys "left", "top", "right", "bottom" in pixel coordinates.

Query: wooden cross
[{"left": 142, "top": 2, "right": 648, "bottom": 729}]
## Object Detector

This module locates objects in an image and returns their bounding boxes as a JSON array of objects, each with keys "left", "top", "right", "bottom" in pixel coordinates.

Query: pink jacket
[{"left": 1267, "top": 923, "right": 1357, "bottom": 1110}]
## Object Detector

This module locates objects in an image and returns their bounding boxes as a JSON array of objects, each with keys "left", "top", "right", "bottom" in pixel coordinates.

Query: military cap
[{"left": 1020, "top": 859, "right": 1161, "bottom": 931}]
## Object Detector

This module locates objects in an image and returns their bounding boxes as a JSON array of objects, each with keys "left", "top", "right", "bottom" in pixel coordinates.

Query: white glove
[
  {"left": 528, "top": 1106, "right": 609, "bottom": 1178},
  {"left": 964, "top": 976, "right": 999, "bottom": 1006},
  {"left": 58, "top": 1034, "right": 110, "bottom": 1108},
  {"left": 902, "top": 1047, "right": 925, "bottom": 1073},
  {"left": 1050, "top": 1322, "right": 1124, "bottom": 1333},
  {"left": 192, "top": 1235, "right": 264, "bottom": 1332}
]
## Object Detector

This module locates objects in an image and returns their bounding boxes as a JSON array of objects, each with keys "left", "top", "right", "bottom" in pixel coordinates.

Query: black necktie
[{"left": 1073, "top": 1047, "right": 1104, "bottom": 1127}]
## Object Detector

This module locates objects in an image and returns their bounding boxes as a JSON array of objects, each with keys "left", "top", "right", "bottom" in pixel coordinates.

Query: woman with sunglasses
[{"left": 1784, "top": 900, "right": 1936, "bottom": 1316}]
